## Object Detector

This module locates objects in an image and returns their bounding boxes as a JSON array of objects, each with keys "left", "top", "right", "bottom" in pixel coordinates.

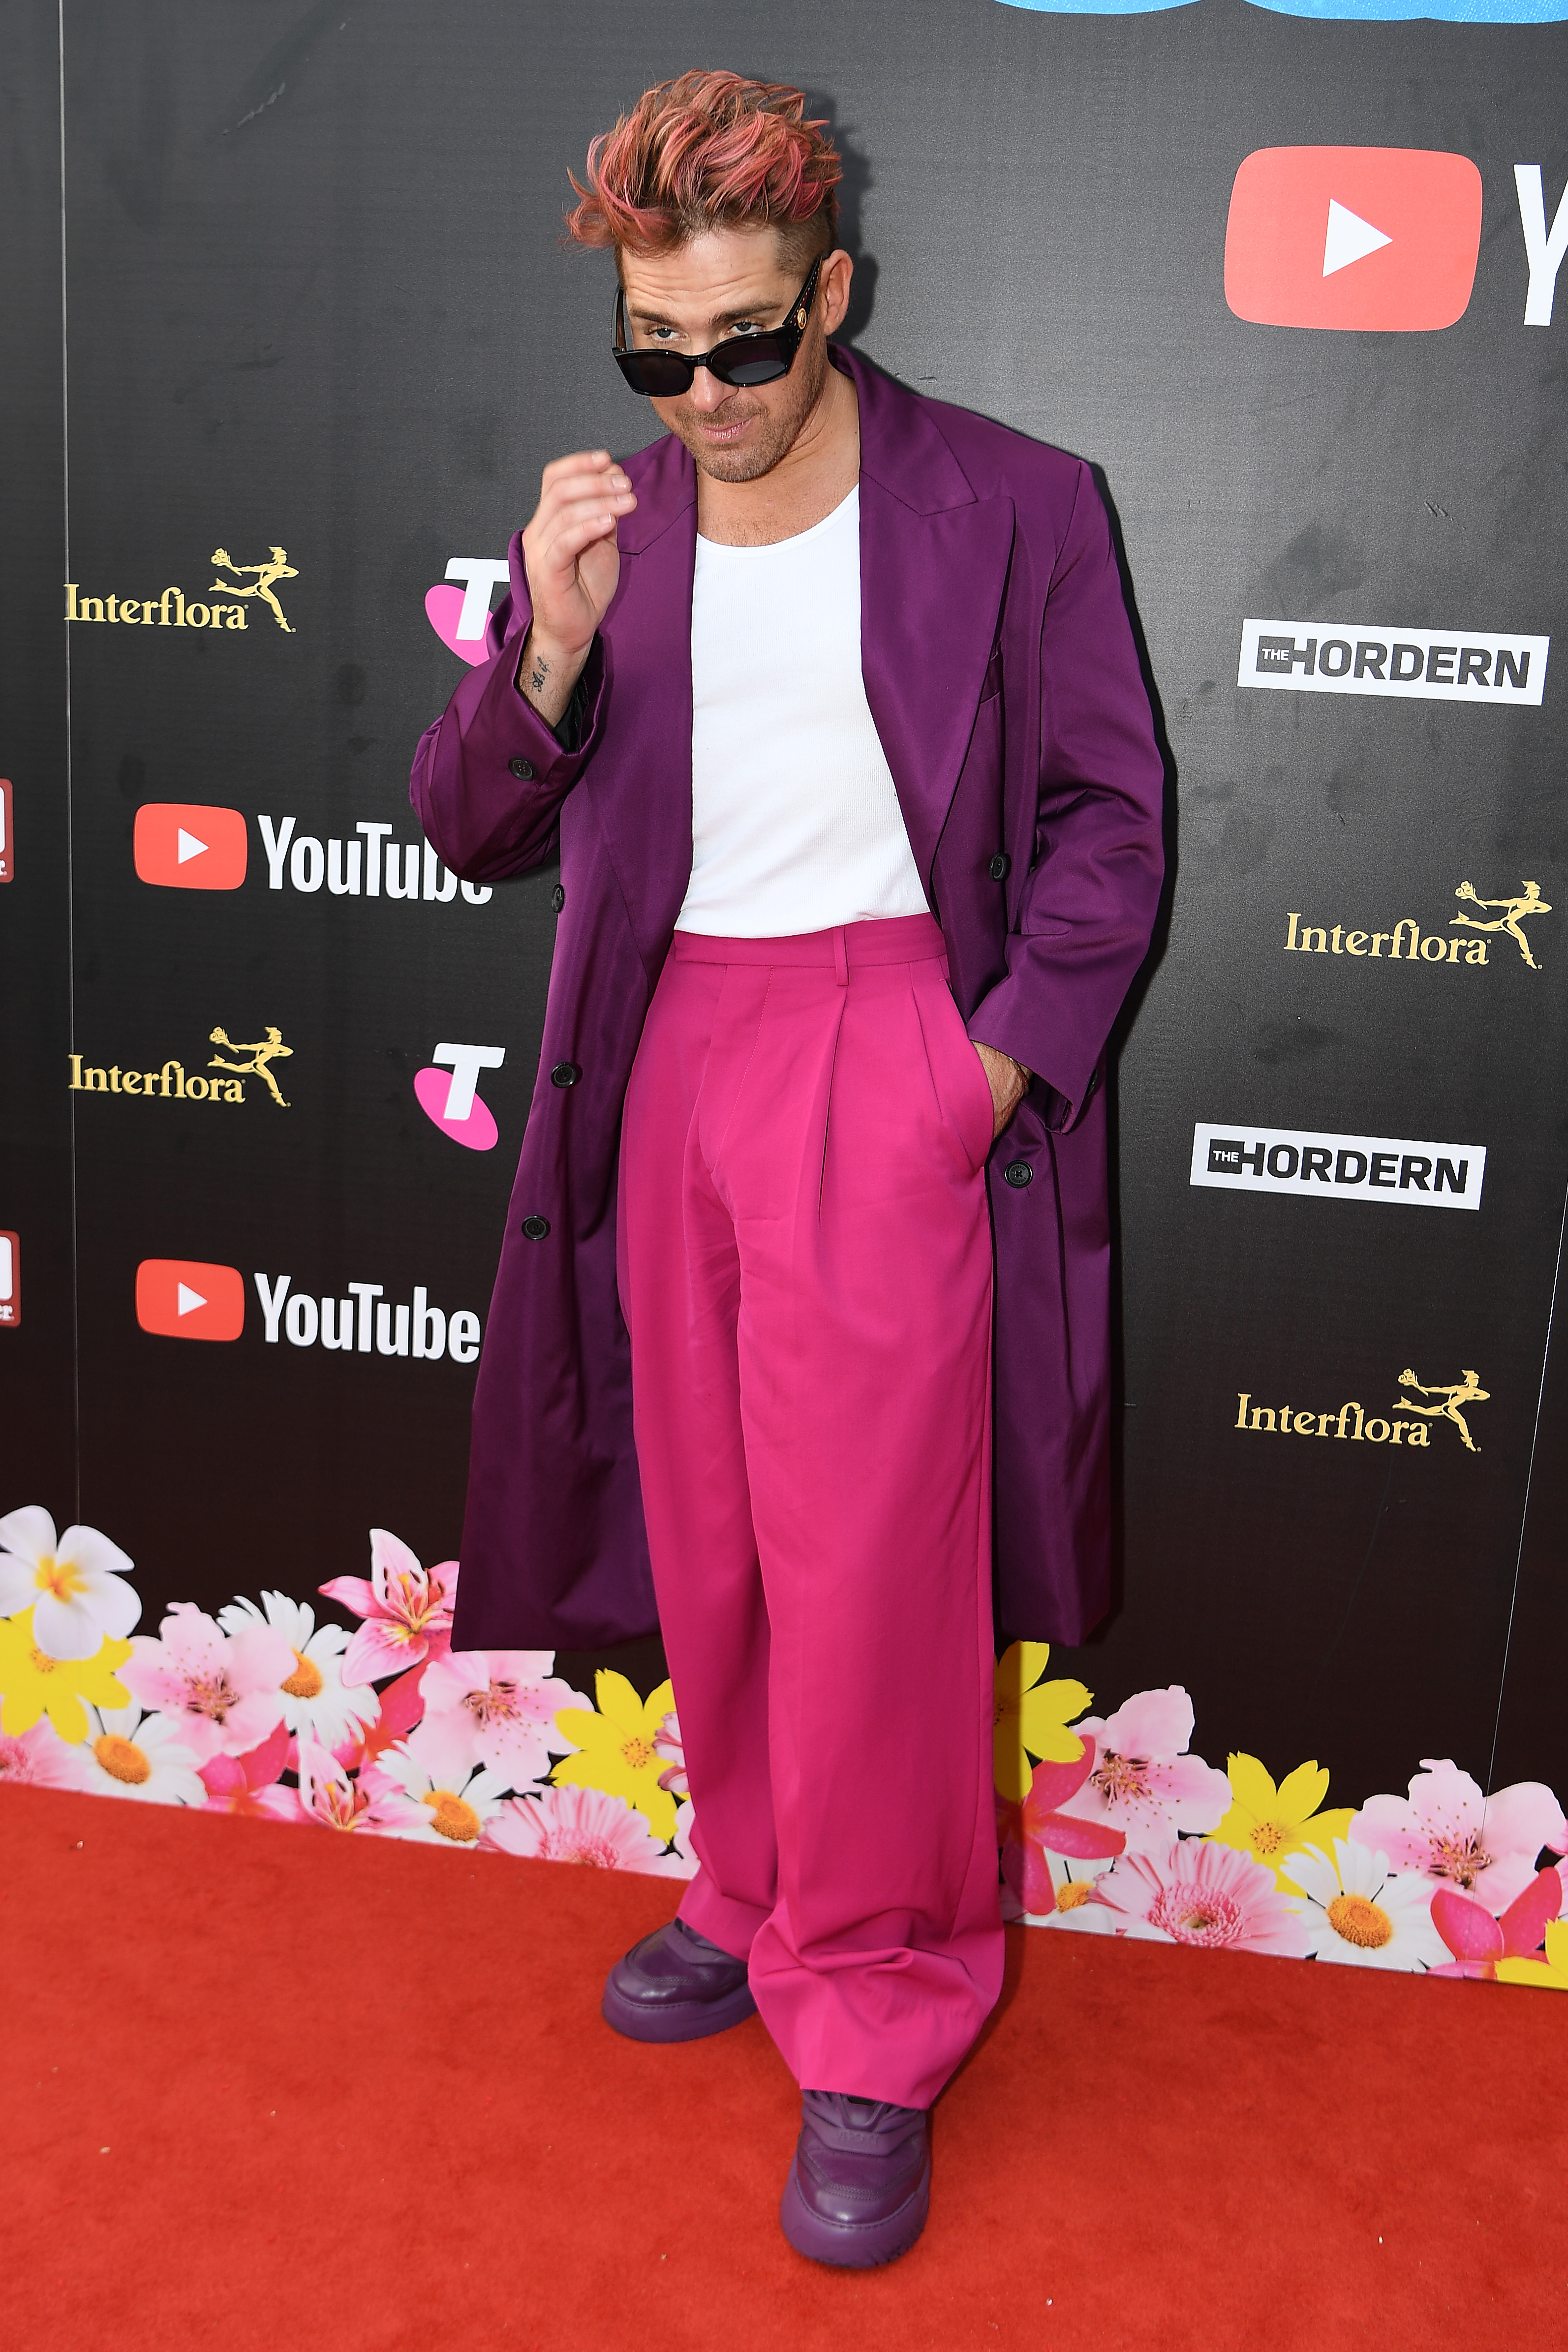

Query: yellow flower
[
  {"left": 1496, "top": 1920, "right": 1568, "bottom": 1991},
  {"left": 1212, "top": 1753, "right": 1354, "bottom": 1888},
  {"left": 993, "top": 1642, "right": 1090, "bottom": 1804},
  {"left": 0, "top": 1608, "right": 132, "bottom": 1741},
  {"left": 552, "top": 1671, "right": 678, "bottom": 1843}
]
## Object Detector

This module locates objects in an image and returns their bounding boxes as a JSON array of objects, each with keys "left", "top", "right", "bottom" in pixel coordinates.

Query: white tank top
[{"left": 675, "top": 487, "right": 929, "bottom": 938}]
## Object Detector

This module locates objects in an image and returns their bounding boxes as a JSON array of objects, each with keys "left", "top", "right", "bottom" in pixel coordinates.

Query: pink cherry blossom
[
  {"left": 198, "top": 1720, "right": 302, "bottom": 1819},
  {"left": 653, "top": 1709, "right": 687, "bottom": 1798},
  {"left": 121, "top": 1603, "right": 295, "bottom": 1763},
  {"left": 319, "top": 1529, "right": 455, "bottom": 1684},
  {"left": 1000, "top": 1738, "right": 1127, "bottom": 1918},
  {"left": 1352, "top": 1760, "right": 1567, "bottom": 1917},
  {"left": 0, "top": 1719, "right": 92, "bottom": 1791},
  {"left": 416, "top": 1648, "right": 589, "bottom": 1791},
  {"left": 484, "top": 1783, "right": 689, "bottom": 1872},
  {"left": 1089, "top": 1837, "right": 1309, "bottom": 1956},
  {"left": 1431, "top": 1867, "right": 1564, "bottom": 1980},
  {"left": 1044, "top": 1686, "right": 1232, "bottom": 1858}
]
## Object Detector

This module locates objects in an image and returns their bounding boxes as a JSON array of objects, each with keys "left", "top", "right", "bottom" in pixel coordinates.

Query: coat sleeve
[
  {"left": 966, "top": 462, "right": 1165, "bottom": 1124},
  {"left": 409, "top": 527, "right": 608, "bottom": 885}
]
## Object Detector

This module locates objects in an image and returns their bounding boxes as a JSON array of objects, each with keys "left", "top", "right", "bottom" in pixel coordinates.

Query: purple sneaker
[
  {"left": 601, "top": 1917, "right": 757, "bottom": 2043},
  {"left": 780, "top": 2091, "right": 931, "bottom": 2267}
]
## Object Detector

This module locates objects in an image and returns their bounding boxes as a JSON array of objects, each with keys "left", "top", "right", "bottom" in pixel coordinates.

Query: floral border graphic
[{"left": 3, "top": 1505, "right": 1566, "bottom": 1987}]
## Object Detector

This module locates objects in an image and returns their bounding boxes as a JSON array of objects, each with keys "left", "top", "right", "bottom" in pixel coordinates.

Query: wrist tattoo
[{"left": 527, "top": 651, "right": 551, "bottom": 695}]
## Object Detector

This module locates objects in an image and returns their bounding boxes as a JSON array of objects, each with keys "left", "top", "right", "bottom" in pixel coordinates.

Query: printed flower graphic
[
  {"left": 1496, "top": 1920, "right": 1568, "bottom": 1991},
  {"left": 1287, "top": 1839, "right": 1449, "bottom": 1972},
  {"left": 296, "top": 1738, "right": 406, "bottom": 1834},
  {"left": 0, "top": 1505, "right": 141, "bottom": 1662},
  {"left": 1352, "top": 1760, "right": 1567, "bottom": 1916},
  {"left": 0, "top": 1718, "right": 93, "bottom": 1791},
  {"left": 200, "top": 1721, "right": 301, "bottom": 1819},
  {"left": 1430, "top": 1867, "right": 1564, "bottom": 1981},
  {"left": 120, "top": 1603, "right": 295, "bottom": 1763},
  {"left": 999, "top": 1739, "right": 1126, "bottom": 1919},
  {"left": 417, "top": 1648, "right": 588, "bottom": 1792},
  {"left": 1045, "top": 1686, "right": 1232, "bottom": 1858},
  {"left": 551, "top": 1672, "right": 680, "bottom": 1843},
  {"left": 993, "top": 1642, "right": 1091, "bottom": 1805},
  {"left": 654, "top": 1709, "right": 688, "bottom": 1799},
  {"left": 1212, "top": 1754, "right": 1354, "bottom": 1888},
  {"left": 368, "top": 1721, "right": 509, "bottom": 1845},
  {"left": 319, "top": 1529, "right": 456, "bottom": 1683},
  {"left": 486, "top": 1782, "right": 689, "bottom": 1872},
  {"left": 76, "top": 1703, "right": 206, "bottom": 1806},
  {"left": 0, "top": 1609, "right": 133, "bottom": 1741},
  {"left": 217, "top": 1591, "right": 379, "bottom": 1754},
  {"left": 1089, "top": 1838, "right": 1309, "bottom": 1956}
]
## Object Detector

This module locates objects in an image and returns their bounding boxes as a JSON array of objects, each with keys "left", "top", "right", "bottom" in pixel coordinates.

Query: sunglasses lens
[
  {"left": 712, "top": 338, "right": 790, "bottom": 387},
  {"left": 616, "top": 350, "right": 694, "bottom": 397}
]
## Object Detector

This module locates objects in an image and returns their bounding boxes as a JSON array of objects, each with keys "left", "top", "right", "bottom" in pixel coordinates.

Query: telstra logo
[{"left": 414, "top": 1043, "right": 507, "bottom": 1151}]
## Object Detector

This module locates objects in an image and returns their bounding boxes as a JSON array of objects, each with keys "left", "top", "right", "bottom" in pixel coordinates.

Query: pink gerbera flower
[
  {"left": 417, "top": 1648, "right": 588, "bottom": 1791},
  {"left": 1045, "top": 1687, "right": 1232, "bottom": 1859},
  {"left": 1352, "top": 1761, "right": 1566, "bottom": 1917},
  {"left": 0, "top": 1719, "right": 91, "bottom": 1791},
  {"left": 121, "top": 1603, "right": 295, "bottom": 1763},
  {"left": 1089, "top": 1838, "right": 1309, "bottom": 1955},
  {"left": 319, "top": 1529, "right": 456, "bottom": 1684},
  {"left": 484, "top": 1783, "right": 687, "bottom": 1873}
]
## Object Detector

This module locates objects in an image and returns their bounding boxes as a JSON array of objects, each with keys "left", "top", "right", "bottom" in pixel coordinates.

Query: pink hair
[{"left": 566, "top": 70, "right": 841, "bottom": 258}]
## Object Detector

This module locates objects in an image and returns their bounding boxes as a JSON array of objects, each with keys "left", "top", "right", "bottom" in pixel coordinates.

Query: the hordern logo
[
  {"left": 1240, "top": 620, "right": 1548, "bottom": 706},
  {"left": 70, "top": 1025, "right": 294, "bottom": 1108},
  {"left": 1191, "top": 1124, "right": 1484, "bottom": 1210},
  {"left": 65, "top": 546, "right": 298, "bottom": 637},
  {"left": 1281, "top": 882, "right": 1552, "bottom": 973},
  {"left": 1234, "top": 1368, "right": 1489, "bottom": 1454}
]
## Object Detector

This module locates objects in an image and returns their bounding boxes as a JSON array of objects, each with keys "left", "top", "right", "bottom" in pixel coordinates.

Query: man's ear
[{"left": 821, "top": 249, "right": 855, "bottom": 338}]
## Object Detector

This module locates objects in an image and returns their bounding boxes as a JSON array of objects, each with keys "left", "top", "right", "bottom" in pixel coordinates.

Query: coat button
[
  {"left": 521, "top": 1214, "right": 551, "bottom": 1239},
  {"left": 551, "top": 884, "right": 565, "bottom": 912},
  {"left": 1002, "top": 1159, "right": 1033, "bottom": 1189},
  {"left": 550, "top": 1062, "right": 580, "bottom": 1088},
  {"left": 1085, "top": 1068, "right": 1100, "bottom": 1101},
  {"left": 508, "top": 756, "right": 535, "bottom": 781},
  {"left": 988, "top": 852, "right": 1012, "bottom": 881}
]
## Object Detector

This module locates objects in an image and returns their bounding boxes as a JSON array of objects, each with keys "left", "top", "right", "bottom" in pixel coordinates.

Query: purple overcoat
[{"left": 410, "top": 348, "right": 1165, "bottom": 1653}]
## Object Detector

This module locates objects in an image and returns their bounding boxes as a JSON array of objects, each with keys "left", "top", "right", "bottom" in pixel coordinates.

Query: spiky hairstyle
[{"left": 566, "top": 70, "right": 841, "bottom": 263}]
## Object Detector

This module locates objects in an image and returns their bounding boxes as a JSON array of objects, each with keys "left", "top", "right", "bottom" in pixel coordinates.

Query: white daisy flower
[
  {"left": 369, "top": 1721, "right": 509, "bottom": 1846},
  {"left": 76, "top": 1704, "right": 206, "bottom": 1805},
  {"left": 0, "top": 1505, "right": 140, "bottom": 1661},
  {"left": 217, "top": 1590, "right": 379, "bottom": 1753},
  {"left": 1287, "top": 1837, "right": 1449, "bottom": 1971}
]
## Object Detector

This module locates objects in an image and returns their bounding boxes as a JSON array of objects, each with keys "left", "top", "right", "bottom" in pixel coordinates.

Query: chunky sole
[
  {"left": 600, "top": 1975, "right": 758, "bottom": 2044},
  {"left": 778, "top": 2152, "right": 931, "bottom": 2268}
]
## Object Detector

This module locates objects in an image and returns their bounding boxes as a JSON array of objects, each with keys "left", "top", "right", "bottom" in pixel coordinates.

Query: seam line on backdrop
[
  {"left": 1482, "top": 1178, "right": 1568, "bottom": 1815},
  {"left": 58, "top": 0, "right": 80, "bottom": 1524}
]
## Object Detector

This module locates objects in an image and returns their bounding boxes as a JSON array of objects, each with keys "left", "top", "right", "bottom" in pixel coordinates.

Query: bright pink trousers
[{"left": 618, "top": 913, "right": 1004, "bottom": 2110}]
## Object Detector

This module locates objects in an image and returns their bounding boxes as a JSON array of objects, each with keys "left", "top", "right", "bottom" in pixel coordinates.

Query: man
[{"left": 411, "top": 71, "right": 1163, "bottom": 2267}]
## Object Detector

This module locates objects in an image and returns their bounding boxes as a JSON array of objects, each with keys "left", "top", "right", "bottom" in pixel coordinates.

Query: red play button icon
[
  {"left": 1225, "top": 148, "right": 1483, "bottom": 332},
  {"left": 133, "top": 803, "right": 249, "bottom": 890},
  {"left": 135, "top": 1258, "right": 246, "bottom": 1341}
]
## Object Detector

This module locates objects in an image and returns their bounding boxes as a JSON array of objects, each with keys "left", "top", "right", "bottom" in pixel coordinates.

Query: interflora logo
[
  {"left": 1281, "top": 883, "right": 1551, "bottom": 973},
  {"left": 414, "top": 1043, "right": 507, "bottom": 1151},
  {"left": 1239, "top": 620, "right": 1547, "bottom": 706},
  {"left": 65, "top": 546, "right": 299, "bottom": 635},
  {"left": 1190, "top": 1124, "right": 1484, "bottom": 1210},
  {"left": 253, "top": 1274, "right": 482, "bottom": 1363},
  {"left": 70, "top": 1025, "right": 294, "bottom": 1108},
  {"left": 1234, "top": 1368, "right": 1488, "bottom": 1455}
]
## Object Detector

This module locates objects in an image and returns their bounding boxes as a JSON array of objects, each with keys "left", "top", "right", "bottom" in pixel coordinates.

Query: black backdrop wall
[{"left": 3, "top": 0, "right": 1566, "bottom": 1952}]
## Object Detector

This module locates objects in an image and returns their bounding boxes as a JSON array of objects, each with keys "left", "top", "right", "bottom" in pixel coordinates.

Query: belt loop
[{"left": 832, "top": 926, "right": 848, "bottom": 988}]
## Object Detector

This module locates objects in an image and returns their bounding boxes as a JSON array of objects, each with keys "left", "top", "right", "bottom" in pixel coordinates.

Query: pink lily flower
[
  {"left": 1353, "top": 1760, "right": 1566, "bottom": 1916},
  {"left": 198, "top": 1720, "right": 303, "bottom": 1820},
  {"left": 295, "top": 1738, "right": 405, "bottom": 1833},
  {"left": 1000, "top": 1739, "right": 1126, "bottom": 1917},
  {"left": 1044, "top": 1686, "right": 1232, "bottom": 1859},
  {"left": 319, "top": 1528, "right": 456, "bottom": 1684},
  {"left": 1430, "top": 1866, "right": 1565, "bottom": 1979}
]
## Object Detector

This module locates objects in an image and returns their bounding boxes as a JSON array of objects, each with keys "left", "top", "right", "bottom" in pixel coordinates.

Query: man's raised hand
[{"left": 516, "top": 451, "right": 637, "bottom": 728}]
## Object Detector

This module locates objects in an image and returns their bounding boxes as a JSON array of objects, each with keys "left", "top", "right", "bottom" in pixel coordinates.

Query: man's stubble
[{"left": 662, "top": 336, "right": 831, "bottom": 485}]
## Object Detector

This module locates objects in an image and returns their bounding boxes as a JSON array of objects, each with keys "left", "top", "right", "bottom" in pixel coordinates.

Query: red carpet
[{"left": 3, "top": 1787, "right": 1562, "bottom": 2351}]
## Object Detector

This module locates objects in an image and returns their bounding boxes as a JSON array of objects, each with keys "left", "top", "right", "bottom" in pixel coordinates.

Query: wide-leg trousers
[{"left": 617, "top": 911, "right": 1004, "bottom": 2111}]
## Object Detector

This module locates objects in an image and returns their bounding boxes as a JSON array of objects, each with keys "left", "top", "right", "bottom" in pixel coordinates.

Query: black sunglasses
[{"left": 612, "top": 253, "right": 827, "bottom": 397}]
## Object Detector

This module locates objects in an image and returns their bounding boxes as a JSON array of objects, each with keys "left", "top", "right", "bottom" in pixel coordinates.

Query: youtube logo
[
  {"left": 1225, "top": 148, "right": 1483, "bottom": 333},
  {"left": 135, "top": 1258, "right": 246, "bottom": 1341},
  {"left": 133, "top": 803, "right": 248, "bottom": 890}
]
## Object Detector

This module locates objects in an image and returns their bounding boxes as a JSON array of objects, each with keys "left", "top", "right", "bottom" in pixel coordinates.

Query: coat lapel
[
  {"left": 581, "top": 432, "right": 698, "bottom": 978},
  {"left": 846, "top": 354, "right": 1016, "bottom": 887}
]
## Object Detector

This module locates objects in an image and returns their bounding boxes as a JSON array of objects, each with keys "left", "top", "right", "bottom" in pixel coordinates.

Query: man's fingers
[{"left": 539, "top": 513, "right": 621, "bottom": 568}]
